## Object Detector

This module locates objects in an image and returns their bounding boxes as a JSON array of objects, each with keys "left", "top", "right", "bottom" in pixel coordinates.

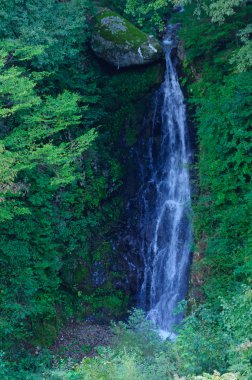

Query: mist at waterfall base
[{"left": 124, "top": 25, "right": 193, "bottom": 341}]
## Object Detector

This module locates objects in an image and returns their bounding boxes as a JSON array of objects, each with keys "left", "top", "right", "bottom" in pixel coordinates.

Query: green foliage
[
  {"left": 2, "top": 287, "right": 250, "bottom": 378},
  {"left": 0, "top": 40, "right": 97, "bottom": 350},
  {"left": 98, "top": 0, "right": 126, "bottom": 13},
  {"left": 230, "top": 25, "right": 252, "bottom": 72},
  {"left": 193, "top": 71, "right": 252, "bottom": 300},
  {"left": 0, "top": 0, "right": 163, "bottom": 358},
  {"left": 39, "top": 296, "right": 251, "bottom": 379},
  {"left": 0, "top": 0, "right": 91, "bottom": 69},
  {"left": 0, "top": 349, "right": 54, "bottom": 380},
  {"left": 0, "top": 1, "right": 251, "bottom": 379},
  {"left": 125, "top": 0, "right": 172, "bottom": 31},
  {"left": 60, "top": 310, "right": 177, "bottom": 380},
  {"left": 177, "top": 0, "right": 252, "bottom": 74},
  {"left": 111, "top": 309, "right": 164, "bottom": 357},
  {"left": 173, "top": 2, "right": 252, "bottom": 304},
  {"left": 174, "top": 286, "right": 252, "bottom": 378},
  {"left": 190, "top": 372, "right": 238, "bottom": 380},
  {"left": 181, "top": 0, "right": 247, "bottom": 23},
  {"left": 173, "top": 3, "right": 251, "bottom": 378},
  {"left": 0, "top": 0, "right": 110, "bottom": 354}
]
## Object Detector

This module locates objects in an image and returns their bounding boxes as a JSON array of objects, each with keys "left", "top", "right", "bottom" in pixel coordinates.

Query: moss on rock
[
  {"left": 91, "top": 9, "right": 163, "bottom": 68},
  {"left": 96, "top": 10, "right": 147, "bottom": 48}
]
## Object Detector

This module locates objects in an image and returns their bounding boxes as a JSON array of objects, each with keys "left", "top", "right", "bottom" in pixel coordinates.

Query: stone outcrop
[{"left": 91, "top": 9, "right": 163, "bottom": 69}]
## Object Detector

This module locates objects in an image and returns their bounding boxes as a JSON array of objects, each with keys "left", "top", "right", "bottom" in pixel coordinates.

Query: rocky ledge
[{"left": 91, "top": 9, "right": 163, "bottom": 69}]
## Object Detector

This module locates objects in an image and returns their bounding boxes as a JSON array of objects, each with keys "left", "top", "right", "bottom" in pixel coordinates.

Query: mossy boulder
[{"left": 91, "top": 9, "right": 163, "bottom": 68}]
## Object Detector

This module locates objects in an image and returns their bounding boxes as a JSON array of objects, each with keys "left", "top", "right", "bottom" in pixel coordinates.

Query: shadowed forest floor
[{"left": 51, "top": 322, "right": 113, "bottom": 362}]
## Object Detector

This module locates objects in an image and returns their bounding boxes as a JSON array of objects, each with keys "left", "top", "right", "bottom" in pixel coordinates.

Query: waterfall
[{"left": 125, "top": 24, "right": 192, "bottom": 339}]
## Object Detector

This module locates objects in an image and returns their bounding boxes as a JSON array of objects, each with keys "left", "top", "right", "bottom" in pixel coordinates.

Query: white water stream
[{"left": 127, "top": 25, "right": 193, "bottom": 338}]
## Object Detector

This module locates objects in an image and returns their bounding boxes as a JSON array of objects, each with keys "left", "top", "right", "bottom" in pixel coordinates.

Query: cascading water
[{"left": 124, "top": 24, "right": 192, "bottom": 339}]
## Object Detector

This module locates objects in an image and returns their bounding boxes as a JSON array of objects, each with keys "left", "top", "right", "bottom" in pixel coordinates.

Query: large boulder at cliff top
[{"left": 91, "top": 9, "right": 163, "bottom": 69}]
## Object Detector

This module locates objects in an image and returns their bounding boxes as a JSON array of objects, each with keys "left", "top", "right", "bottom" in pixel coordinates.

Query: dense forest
[{"left": 0, "top": 0, "right": 251, "bottom": 379}]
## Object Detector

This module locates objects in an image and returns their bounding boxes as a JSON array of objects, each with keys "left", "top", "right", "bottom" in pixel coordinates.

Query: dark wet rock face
[
  {"left": 120, "top": 25, "right": 192, "bottom": 335},
  {"left": 91, "top": 9, "right": 163, "bottom": 69}
]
